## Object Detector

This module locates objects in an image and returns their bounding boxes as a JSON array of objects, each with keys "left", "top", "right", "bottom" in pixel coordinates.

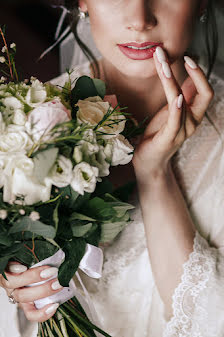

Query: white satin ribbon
[{"left": 27, "top": 244, "right": 103, "bottom": 310}]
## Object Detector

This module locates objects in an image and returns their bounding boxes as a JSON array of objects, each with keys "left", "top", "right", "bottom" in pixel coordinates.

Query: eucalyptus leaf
[
  {"left": 33, "top": 148, "right": 58, "bottom": 184},
  {"left": 58, "top": 238, "right": 86, "bottom": 286},
  {"left": 9, "top": 217, "right": 56, "bottom": 239},
  {"left": 71, "top": 223, "right": 93, "bottom": 237},
  {"left": 84, "top": 197, "right": 116, "bottom": 220}
]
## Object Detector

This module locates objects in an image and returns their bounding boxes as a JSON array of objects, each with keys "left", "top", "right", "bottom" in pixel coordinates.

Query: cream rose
[
  {"left": 71, "top": 162, "right": 98, "bottom": 195},
  {"left": 76, "top": 96, "right": 125, "bottom": 138}
]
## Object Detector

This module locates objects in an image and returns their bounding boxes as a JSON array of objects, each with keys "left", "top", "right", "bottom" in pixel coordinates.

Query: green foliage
[
  {"left": 71, "top": 76, "right": 106, "bottom": 105},
  {"left": 9, "top": 217, "right": 56, "bottom": 239},
  {"left": 58, "top": 238, "right": 86, "bottom": 286}
]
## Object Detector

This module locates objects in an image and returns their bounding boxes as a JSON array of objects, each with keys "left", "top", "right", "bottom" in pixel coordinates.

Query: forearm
[{"left": 136, "top": 162, "right": 196, "bottom": 319}]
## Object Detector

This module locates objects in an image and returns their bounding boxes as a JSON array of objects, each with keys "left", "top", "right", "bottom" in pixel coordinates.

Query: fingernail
[
  {"left": 156, "top": 46, "right": 166, "bottom": 63},
  {"left": 177, "top": 94, "right": 183, "bottom": 109},
  {"left": 45, "top": 303, "right": 59, "bottom": 315},
  {"left": 51, "top": 280, "right": 63, "bottom": 290},
  {"left": 162, "top": 61, "right": 172, "bottom": 79},
  {"left": 40, "top": 267, "right": 58, "bottom": 279},
  {"left": 184, "top": 56, "right": 197, "bottom": 69},
  {"left": 8, "top": 264, "right": 27, "bottom": 273}
]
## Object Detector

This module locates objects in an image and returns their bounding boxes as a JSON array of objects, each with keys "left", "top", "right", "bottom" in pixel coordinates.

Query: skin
[{"left": 0, "top": 0, "right": 214, "bottom": 323}]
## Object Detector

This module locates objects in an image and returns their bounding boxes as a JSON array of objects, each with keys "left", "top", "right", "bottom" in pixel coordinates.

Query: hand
[
  {"left": 0, "top": 262, "right": 62, "bottom": 322},
  {"left": 133, "top": 48, "right": 214, "bottom": 182}
]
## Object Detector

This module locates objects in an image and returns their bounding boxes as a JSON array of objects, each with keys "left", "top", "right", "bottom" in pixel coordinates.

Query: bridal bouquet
[{"left": 0, "top": 28, "right": 135, "bottom": 337}]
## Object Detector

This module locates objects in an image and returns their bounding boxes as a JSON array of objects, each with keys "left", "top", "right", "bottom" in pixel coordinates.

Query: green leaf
[
  {"left": 92, "top": 78, "right": 106, "bottom": 98},
  {"left": 9, "top": 217, "right": 56, "bottom": 239},
  {"left": 0, "top": 256, "right": 11, "bottom": 275},
  {"left": 0, "top": 233, "right": 13, "bottom": 247},
  {"left": 33, "top": 148, "right": 58, "bottom": 184},
  {"left": 100, "top": 220, "right": 128, "bottom": 243},
  {"left": 58, "top": 238, "right": 86, "bottom": 286},
  {"left": 69, "top": 212, "right": 96, "bottom": 222},
  {"left": 83, "top": 197, "right": 116, "bottom": 221},
  {"left": 71, "top": 76, "right": 99, "bottom": 104},
  {"left": 71, "top": 223, "right": 93, "bottom": 237}
]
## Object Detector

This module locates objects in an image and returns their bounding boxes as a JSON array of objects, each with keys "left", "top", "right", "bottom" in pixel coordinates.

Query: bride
[{"left": 1, "top": 0, "right": 224, "bottom": 336}]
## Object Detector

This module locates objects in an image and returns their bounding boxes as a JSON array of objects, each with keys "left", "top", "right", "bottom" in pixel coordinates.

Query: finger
[
  {"left": 20, "top": 302, "right": 59, "bottom": 322},
  {"left": 161, "top": 94, "right": 186, "bottom": 144},
  {"left": 13, "top": 278, "right": 63, "bottom": 303},
  {"left": 7, "top": 262, "right": 28, "bottom": 274},
  {"left": 154, "top": 47, "right": 180, "bottom": 107},
  {"left": 1, "top": 266, "right": 58, "bottom": 289},
  {"left": 181, "top": 76, "right": 197, "bottom": 105},
  {"left": 184, "top": 56, "right": 214, "bottom": 123}
]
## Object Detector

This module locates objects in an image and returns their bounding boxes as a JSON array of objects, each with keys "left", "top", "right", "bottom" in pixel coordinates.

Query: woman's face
[{"left": 79, "top": 0, "right": 202, "bottom": 79}]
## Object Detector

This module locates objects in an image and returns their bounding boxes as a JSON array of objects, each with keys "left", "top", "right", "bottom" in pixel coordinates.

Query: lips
[{"left": 117, "top": 42, "right": 163, "bottom": 60}]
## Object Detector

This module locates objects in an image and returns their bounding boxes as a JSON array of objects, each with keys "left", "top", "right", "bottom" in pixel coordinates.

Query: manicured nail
[
  {"left": 162, "top": 61, "right": 172, "bottom": 78},
  {"left": 8, "top": 264, "right": 27, "bottom": 273},
  {"left": 156, "top": 46, "right": 166, "bottom": 63},
  {"left": 40, "top": 267, "right": 58, "bottom": 279},
  {"left": 45, "top": 303, "right": 59, "bottom": 315},
  {"left": 51, "top": 280, "right": 62, "bottom": 290},
  {"left": 177, "top": 94, "right": 183, "bottom": 109},
  {"left": 184, "top": 56, "right": 197, "bottom": 69}
]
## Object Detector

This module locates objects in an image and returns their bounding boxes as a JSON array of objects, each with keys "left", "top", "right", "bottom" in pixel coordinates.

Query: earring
[
  {"left": 78, "top": 7, "right": 87, "bottom": 20},
  {"left": 200, "top": 9, "right": 207, "bottom": 23}
]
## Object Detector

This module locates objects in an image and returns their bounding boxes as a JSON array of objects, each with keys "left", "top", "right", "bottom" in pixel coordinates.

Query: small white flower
[
  {"left": 49, "top": 155, "right": 73, "bottom": 188},
  {"left": 0, "top": 209, "right": 7, "bottom": 220},
  {"left": 71, "top": 162, "right": 98, "bottom": 195},
  {"left": 0, "top": 76, "right": 6, "bottom": 83},
  {"left": 10, "top": 43, "right": 16, "bottom": 49},
  {"left": 19, "top": 209, "right": 25, "bottom": 215},
  {"left": 105, "top": 134, "right": 134, "bottom": 166},
  {"left": 0, "top": 56, "right": 6, "bottom": 63},
  {"left": 26, "top": 78, "right": 47, "bottom": 107},
  {"left": 1, "top": 46, "right": 7, "bottom": 53},
  {"left": 29, "top": 211, "right": 40, "bottom": 221},
  {"left": 13, "top": 109, "right": 27, "bottom": 126}
]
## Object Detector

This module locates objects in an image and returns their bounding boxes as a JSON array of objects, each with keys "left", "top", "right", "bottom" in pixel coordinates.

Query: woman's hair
[{"left": 62, "top": 0, "right": 220, "bottom": 79}]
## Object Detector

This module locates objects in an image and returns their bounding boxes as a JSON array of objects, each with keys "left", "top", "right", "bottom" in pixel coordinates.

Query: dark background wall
[{"left": 0, "top": 0, "right": 61, "bottom": 82}]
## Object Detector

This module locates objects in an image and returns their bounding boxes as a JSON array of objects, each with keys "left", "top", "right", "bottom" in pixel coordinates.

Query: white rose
[
  {"left": 49, "top": 155, "right": 73, "bottom": 188},
  {"left": 3, "top": 96, "right": 22, "bottom": 110},
  {"left": 71, "top": 162, "right": 98, "bottom": 195},
  {"left": 76, "top": 96, "right": 125, "bottom": 138},
  {"left": 27, "top": 98, "right": 70, "bottom": 142},
  {"left": 13, "top": 109, "right": 27, "bottom": 126},
  {"left": 26, "top": 78, "right": 47, "bottom": 107},
  {"left": 0, "top": 125, "right": 33, "bottom": 153},
  {"left": 2, "top": 154, "right": 52, "bottom": 205},
  {"left": 106, "top": 134, "right": 134, "bottom": 166}
]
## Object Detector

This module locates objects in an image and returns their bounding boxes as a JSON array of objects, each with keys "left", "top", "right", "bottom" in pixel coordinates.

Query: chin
[{"left": 116, "top": 58, "right": 158, "bottom": 79}]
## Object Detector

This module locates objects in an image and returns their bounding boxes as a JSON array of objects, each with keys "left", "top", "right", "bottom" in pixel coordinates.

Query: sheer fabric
[{"left": 1, "top": 64, "right": 224, "bottom": 336}]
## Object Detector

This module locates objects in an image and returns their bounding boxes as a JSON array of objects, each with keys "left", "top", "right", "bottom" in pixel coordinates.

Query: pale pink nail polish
[
  {"left": 184, "top": 56, "right": 197, "bottom": 69},
  {"left": 162, "top": 61, "right": 172, "bottom": 79},
  {"left": 45, "top": 303, "right": 59, "bottom": 315},
  {"left": 177, "top": 94, "right": 183, "bottom": 109}
]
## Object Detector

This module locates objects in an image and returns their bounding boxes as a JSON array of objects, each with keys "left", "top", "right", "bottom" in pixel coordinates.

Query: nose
[{"left": 125, "top": 0, "right": 157, "bottom": 32}]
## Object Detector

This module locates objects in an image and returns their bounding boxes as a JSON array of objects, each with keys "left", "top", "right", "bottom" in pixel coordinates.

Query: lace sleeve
[{"left": 163, "top": 231, "right": 224, "bottom": 337}]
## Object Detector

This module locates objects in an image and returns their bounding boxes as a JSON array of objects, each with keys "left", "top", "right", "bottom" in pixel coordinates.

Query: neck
[{"left": 98, "top": 57, "right": 187, "bottom": 124}]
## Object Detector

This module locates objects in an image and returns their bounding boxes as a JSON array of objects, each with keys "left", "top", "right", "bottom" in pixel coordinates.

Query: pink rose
[{"left": 27, "top": 98, "right": 71, "bottom": 142}]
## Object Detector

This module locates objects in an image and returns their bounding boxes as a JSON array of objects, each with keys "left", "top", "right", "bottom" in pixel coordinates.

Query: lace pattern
[{"left": 163, "top": 231, "right": 218, "bottom": 337}]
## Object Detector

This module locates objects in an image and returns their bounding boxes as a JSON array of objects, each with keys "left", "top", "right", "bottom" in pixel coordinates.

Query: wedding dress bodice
[{"left": 1, "top": 64, "right": 224, "bottom": 337}]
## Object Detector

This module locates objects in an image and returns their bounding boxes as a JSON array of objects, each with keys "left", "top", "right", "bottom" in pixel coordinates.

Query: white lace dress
[{"left": 1, "top": 64, "right": 224, "bottom": 337}]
